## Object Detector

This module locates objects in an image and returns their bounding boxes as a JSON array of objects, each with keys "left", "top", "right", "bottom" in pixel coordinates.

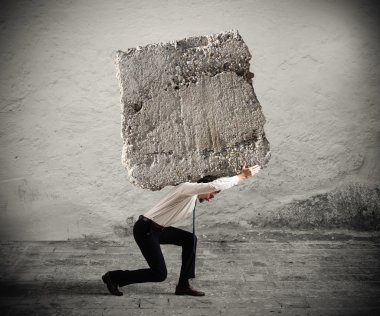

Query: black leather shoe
[
  {"left": 175, "top": 285, "right": 205, "bottom": 296},
  {"left": 102, "top": 272, "right": 123, "bottom": 296}
]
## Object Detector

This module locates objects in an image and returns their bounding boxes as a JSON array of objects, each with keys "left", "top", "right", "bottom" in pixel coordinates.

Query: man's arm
[{"left": 179, "top": 164, "right": 261, "bottom": 196}]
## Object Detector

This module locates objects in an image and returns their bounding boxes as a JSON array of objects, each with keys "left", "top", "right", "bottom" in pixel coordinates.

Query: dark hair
[
  {"left": 197, "top": 175, "right": 218, "bottom": 183},
  {"left": 197, "top": 175, "right": 221, "bottom": 193}
]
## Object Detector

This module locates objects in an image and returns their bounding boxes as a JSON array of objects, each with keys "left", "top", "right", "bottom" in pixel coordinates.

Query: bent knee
[
  {"left": 188, "top": 233, "right": 197, "bottom": 243},
  {"left": 183, "top": 233, "right": 197, "bottom": 248},
  {"left": 152, "top": 268, "right": 167, "bottom": 282}
]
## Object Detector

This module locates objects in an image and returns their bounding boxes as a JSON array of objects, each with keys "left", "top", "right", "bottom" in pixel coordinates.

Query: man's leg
[
  {"left": 108, "top": 219, "right": 167, "bottom": 287},
  {"left": 159, "top": 227, "right": 197, "bottom": 288}
]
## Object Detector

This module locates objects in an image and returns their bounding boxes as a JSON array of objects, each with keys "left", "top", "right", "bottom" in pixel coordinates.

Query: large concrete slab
[{"left": 115, "top": 30, "right": 270, "bottom": 190}]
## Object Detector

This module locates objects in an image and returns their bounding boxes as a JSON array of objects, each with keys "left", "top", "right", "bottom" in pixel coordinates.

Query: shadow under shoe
[{"left": 175, "top": 285, "right": 205, "bottom": 296}]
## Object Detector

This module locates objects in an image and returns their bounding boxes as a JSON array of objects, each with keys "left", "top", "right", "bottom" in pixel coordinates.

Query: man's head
[{"left": 197, "top": 175, "right": 221, "bottom": 203}]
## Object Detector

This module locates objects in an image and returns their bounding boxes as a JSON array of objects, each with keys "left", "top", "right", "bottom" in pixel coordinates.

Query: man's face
[{"left": 198, "top": 192, "right": 219, "bottom": 203}]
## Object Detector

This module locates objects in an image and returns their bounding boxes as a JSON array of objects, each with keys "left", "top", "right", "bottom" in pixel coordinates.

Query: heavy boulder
[{"left": 115, "top": 30, "right": 270, "bottom": 190}]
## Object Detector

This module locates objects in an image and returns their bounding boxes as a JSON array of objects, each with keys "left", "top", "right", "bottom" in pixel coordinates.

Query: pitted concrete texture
[
  {"left": 1, "top": 230, "right": 380, "bottom": 315},
  {"left": 115, "top": 30, "right": 270, "bottom": 190}
]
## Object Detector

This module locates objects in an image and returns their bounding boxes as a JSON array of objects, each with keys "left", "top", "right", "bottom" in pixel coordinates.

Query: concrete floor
[{"left": 1, "top": 229, "right": 380, "bottom": 315}]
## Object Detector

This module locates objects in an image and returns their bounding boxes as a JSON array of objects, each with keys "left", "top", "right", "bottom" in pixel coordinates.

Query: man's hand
[{"left": 238, "top": 164, "right": 261, "bottom": 181}]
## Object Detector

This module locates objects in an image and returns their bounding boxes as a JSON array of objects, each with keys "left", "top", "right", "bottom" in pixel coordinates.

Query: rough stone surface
[
  {"left": 250, "top": 182, "right": 380, "bottom": 231},
  {"left": 1, "top": 230, "right": 380, "bottom": 315},
  {"left": 115, "top": 30, "right": 270, "bottom": 190}
]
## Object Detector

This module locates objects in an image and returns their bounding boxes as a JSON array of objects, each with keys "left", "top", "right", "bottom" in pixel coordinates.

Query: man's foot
[
  {"left": 175, "top": 285, "right": 205, "bottom": 296},
  {"left": 102, "top": 272, "right": 123, "bottom": 296}
]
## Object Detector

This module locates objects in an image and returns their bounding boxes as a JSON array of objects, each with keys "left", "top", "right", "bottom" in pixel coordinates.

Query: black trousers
[{"left": 110, "top": 216, "right": 197, "bottom": 287}]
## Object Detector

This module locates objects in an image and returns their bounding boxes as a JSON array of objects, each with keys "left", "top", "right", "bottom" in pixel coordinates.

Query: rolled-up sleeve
[{"left": 179, "top": 176, "right": 240, "bottom": 196}]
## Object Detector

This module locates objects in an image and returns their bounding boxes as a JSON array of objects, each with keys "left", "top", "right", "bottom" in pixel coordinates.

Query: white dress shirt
[{"left": 143, "top": 175, "right": 240, "bottom": 227}]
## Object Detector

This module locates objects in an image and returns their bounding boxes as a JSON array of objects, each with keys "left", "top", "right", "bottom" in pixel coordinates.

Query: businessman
[{"left": 102, "top": 164, "right": 261, "bottom": 296}]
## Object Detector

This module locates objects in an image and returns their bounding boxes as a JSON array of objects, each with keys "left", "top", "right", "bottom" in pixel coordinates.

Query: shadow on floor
[{"left": 0, "top": 279, "right": 108, "bottom": 296}]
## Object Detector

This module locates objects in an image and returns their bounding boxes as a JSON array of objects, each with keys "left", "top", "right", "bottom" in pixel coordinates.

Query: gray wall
[{"left": 0, "top": 0, "right": 379, "bottom": 240}]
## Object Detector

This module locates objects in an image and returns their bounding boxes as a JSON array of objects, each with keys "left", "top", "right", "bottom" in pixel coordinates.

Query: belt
[{"left": 139, "top": 215, "right": 165, "bottom": 231}]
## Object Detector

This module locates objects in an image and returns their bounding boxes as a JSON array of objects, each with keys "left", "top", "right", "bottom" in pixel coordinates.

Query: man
[{"left": 102, "top": 164, "right": 261, "bottom": 296}]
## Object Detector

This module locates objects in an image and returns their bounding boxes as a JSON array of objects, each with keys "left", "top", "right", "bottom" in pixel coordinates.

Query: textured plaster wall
[{"left": 0, "top": 0, "right": 379, "bottom": 240}]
